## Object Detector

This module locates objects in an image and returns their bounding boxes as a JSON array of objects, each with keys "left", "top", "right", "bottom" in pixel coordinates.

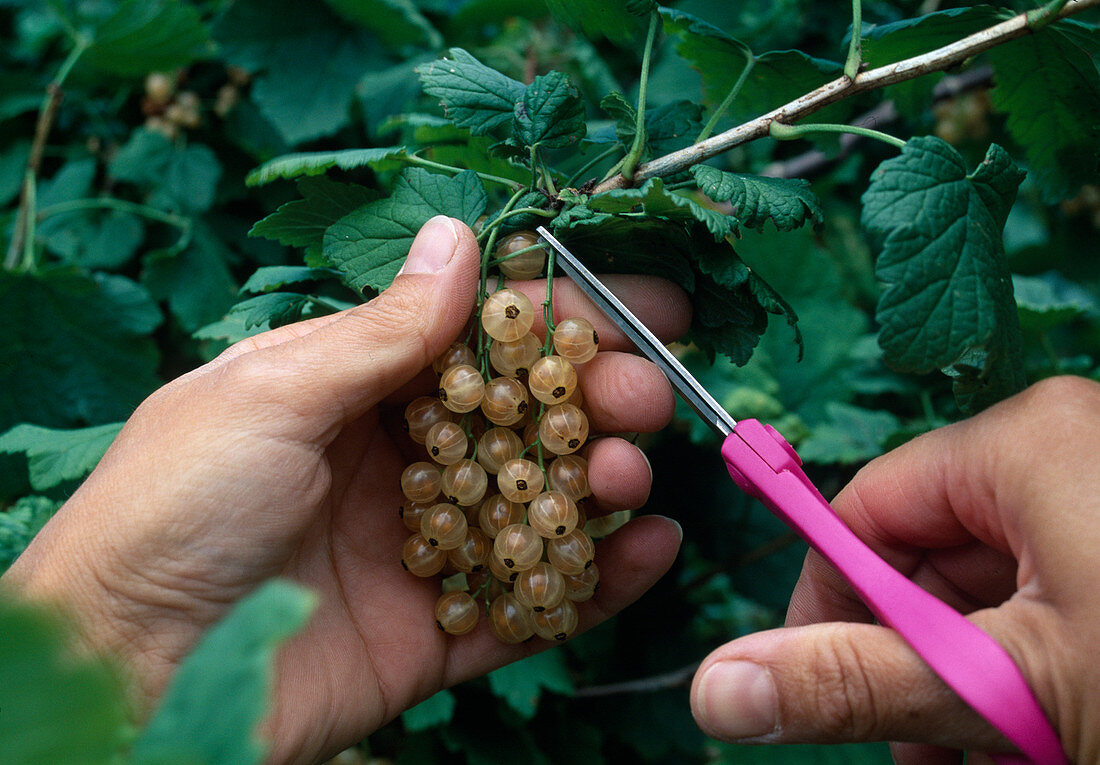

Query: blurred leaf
[
  {"left": 324, "top": 167, "right": 487, "bottom": 291},
  {"left": 109, "top": 130, "right": 222, "bottom": 212},
  {"left": 0, "top": 497, "right": 60, "bottom": 575},
  {"left": 543, "top": 0, "right": 650, "bottom": 46},
  {"left": 401, "top": 689, "right": 456, "bottom": 732},
  {"left": 247, "top": 147, "right": 409, "bottom": 186},
  {"left": 83, "top": 0, "right": 209, "bottom": 76},
  {"left": 143, "top": 225, "right": 238, "bottom": 332},
  {"left": 862, "top": 138, "right": 1027, "bottom": 412},
  {"left": 416, "top": 48, "right": 526, "bottom": 136},
  {"left": 38, "top": 208, "right": 145, "bottom": 270},
  {"left": 325, "top": 0, "right": 441, "bottom": 49},
  {"left": 1013, "top": 272, "right": 1098, "bottom": 332},
  {"left": 131, "top": 580, "right": 317, "bottom": 765},
  {"left": 796, "top": 402, "right": 900, "bottom": 464},
  {"left": 691, "top": 166, "right": 822, "bottom": 232},
  {"left": 0, "top": 594, "right": 129, "bottom": 763},
  {"left": 487, "top": 649, "right": 574, "bottom": 719},
  {"left": 513, "top": 71, "right": 586, "bottom": 150},
  {"left": 714, "top": 741, "right": 893, "bottom": 763},
  {"left": 0, "top": 422, "right": 122, "bottom": 491},
  {"left": 0, "top": 141, "right": 31, "bottom": 207}
]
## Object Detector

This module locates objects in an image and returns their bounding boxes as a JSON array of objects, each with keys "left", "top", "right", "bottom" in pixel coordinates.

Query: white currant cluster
[{"left": 398, "top": 231, "right": 604, "bottom": 643}]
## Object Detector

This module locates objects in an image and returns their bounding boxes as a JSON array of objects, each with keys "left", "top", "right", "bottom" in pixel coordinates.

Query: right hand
[{"left": 691, "top": 376, "right": 1100, "bottom": 764}]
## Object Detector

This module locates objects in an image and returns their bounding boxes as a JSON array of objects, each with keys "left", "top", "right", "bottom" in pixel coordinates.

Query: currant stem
[
  {"left": 844, "top": 0, "right": 864, "bottom": 80},
  {"left": 487, "top": 241, "right": 548, "bottom": 268},
  {"left": 404, "top": 154, "right": 521, "bottom": 190},
  {"left": 695, "top": 49, "right": 754, "bottom": 144},
  {"left": 621, "top": 11, "right": 660, "bottom": 181},
  {"left": 475, "top": 207, "right": 555, "bottom": 242},
  {"left": 768, "top": 120, "right": 906, "bottom": 150},
  {"left": 566, "top": 145, "right": 624, "bottom": 188},
  {"left": 1028, "top": 0, "right": 1072, "bottom": 30},
  {"left": 37, "top": 197, "right": 195, "bottom": 257}
]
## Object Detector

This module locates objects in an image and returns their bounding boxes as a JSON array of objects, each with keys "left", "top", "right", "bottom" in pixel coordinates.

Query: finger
[
  {"left": 585, "top": 437, "right": 653, "bottom": 514},
  {"left": 217, "top": 216, "right": 481, "bottom": 434},
  {"left": 508, "top": 275, "right": 691, "bottom": 351},
  {"left": 891, "top": 742, "right": 964, "bottom": 765},
  {"left": 578, "top": 351, "right": 675, "bottom": 434}
]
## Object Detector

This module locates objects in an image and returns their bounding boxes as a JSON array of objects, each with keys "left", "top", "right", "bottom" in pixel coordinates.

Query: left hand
[{"left": 2, "top": 216, "right": 686, "bottom": 763}]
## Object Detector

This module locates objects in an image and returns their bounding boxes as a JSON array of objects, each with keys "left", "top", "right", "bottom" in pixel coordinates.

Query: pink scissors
[{"left": 536, "top": 226, "right": 1066, "bottom": 765}]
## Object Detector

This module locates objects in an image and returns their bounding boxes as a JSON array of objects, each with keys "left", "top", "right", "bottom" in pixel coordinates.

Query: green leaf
[
  {"left": 487, "top": 649, "right": 574, "bottom": 719},
  {"left": 0, "top": 270, "right": 161, "bottom": 431},
  {"left": 0, "top": 422, "right": 122, "bottom": 491},
  {"left": 324, "top": 168, "right": 487, "bottom": 292},
  {"left": 38, "top": 208, "right": 146, "bottom": 270},
  {"left": 714, "top": 741, "right": 893, "bottom": 763},
  {"left": 249, "top": 176, "right": 378, "bottom": 260},
  {"left": 862, "top": 137, "right": 1027, "bottom": 412},
  {"left": 0, "top": 141, "right": 31, "bottom": 207},
  {"left": 796, "top": 402, "right": 900, "bottom": 465},
  {"left": 1, "top": 497, "right": 61, "bottom": 574},
  {"left": 416, "top": 48, "right": 526, "bottom": 136},
  {"left": 988, "top": 22, "right": 1100, "bottom": 202},
  {"left": 227, "top": 293, "right": 327, "bottom": 330},
  {"left": 143, "top": 225, "right": 239, "bottom": 332},
  {"left": 83, "top": 0, "right": 209, "bottom": 76},
  {"left": 513, "top": 71, "right": 586, "bottom": 150},
  {"left": 543, "top": 0, "right": 650, "bottom": 46},
  {"left": 131, "top": 580, "right": 317, "bottom": 765},
  {"left": 601, "top": 94, "right": 703, "bottom": 157},
  {"left": 691, "top": 166, "right": 822, "bottom": 232},
  {"left": 109, "top": 130, "right": 222, "bottom": 212},
  {"left": 401, "top": 689, "right": 456, "bottom": 732},
  {"left": 241, "top": 266, "right": 343, "bottom": 295},
  {"left": 246, "top": 147, "right": 409, "bottom": 187},
  {"left": 552, "top": 217, "right": 696, "bottom": 292},
  {"left": 0, "top": 594, "right": 130, "bottom": 762},
  {"left": 588, "top": 177, "right": 738, "bottom": 240},
  {"left": 1013, "top": 272, "right": 1098, "bottom": 332},
  {"left": 323, "top": 0, "right": 442, "bottom": 50}
]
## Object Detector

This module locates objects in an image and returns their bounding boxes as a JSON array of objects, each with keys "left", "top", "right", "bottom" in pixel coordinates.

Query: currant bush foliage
[{"left": 2, "top": 0, "right": 1099, "bottom": 762}]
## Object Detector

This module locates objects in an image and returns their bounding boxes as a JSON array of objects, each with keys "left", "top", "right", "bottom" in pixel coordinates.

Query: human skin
[
  {"left": 1, "top": 216, "right": 686, "bottom": 764},
  {"left": 690, "top": 375, "right": 1100, "bottom": 764}
]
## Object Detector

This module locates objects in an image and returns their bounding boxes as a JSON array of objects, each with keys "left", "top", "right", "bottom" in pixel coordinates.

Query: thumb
[
  {"left": 244, "top": 215, "right": 481, "bottom": 426},
  {"left": 690, "top": 619, "right": 1020, "bottom": 753}
]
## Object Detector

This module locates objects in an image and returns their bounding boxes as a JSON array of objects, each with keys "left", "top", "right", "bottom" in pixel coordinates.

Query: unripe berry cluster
[{"left": 399, "top": 232, "right": 607, "bottom": 643}]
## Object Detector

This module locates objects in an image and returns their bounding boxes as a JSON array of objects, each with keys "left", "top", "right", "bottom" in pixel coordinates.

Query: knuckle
[{"left": 807, "top": 629, "right": 883, "bottom": 741}]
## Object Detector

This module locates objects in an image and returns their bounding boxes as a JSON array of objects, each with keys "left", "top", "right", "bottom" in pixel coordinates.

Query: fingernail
[
  {"left": 694, "top": 661, "right": 778, "bottom": 740},
  {"left": 399, "top": 216, "right": 458, "bottom": 276}
]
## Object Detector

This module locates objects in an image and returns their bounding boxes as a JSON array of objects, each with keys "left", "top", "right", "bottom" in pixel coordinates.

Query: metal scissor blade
[{"left": 536, "top": 226, "right": 737, "bottom": 438}]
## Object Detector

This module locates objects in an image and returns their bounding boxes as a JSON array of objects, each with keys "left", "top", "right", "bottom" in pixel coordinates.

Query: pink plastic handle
[{"left": 721, "top": 419, "right": 1067, "bottom": 764}]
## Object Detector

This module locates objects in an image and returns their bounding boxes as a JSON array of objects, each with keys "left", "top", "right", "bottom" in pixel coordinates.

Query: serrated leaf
[
  {"left": 0, "top": 422, "right": 122, "bottom": 491},
  {"left": 228, "top": 293, "right": 322, "bottom": 330},
  {"left": 1, "top": 497, "right": 61, "bottom": 574},
  {"left": 324, "top": 168, "right": 487, "bottom": 292},
  {"left": 241, "top": 266, "right": 343, "bottom": 295},
  {"left": 988, "top": 22, "right": 1100, "bottom": 202},
  {"left": 131, "top": 580, "right": 317, "bottom": 765},
  {"left": 487, "top": 650, "right": 574, "bottom": 720},
  {"left": 416, "top": 49, "right": 526, "bottom": 136},
  {"left": 691, "top": 166, "right": 822, "bottom": 232},
  {"left": 0, "top": 593, "right": 130, "bottom": 762},
  {"left": 601, "top": 94, "right": 703, "bottom": 157},
  {"left": 796, "top": 402, "right": 900, "bottom": 465},
  {"left": 0, "top": 270, "right": 161, "bottom": 431},
  {"left": 544, "top": 0, "right": 650, "bottom": 46},
  {"left": 513, "top": 71, "right": 586, "bottom": 149},
  {"left": 552, "top": 218, "right": 696, "bottom": 292},
  {"left": 83, "top": 0, "right": 209, "bottom": 76},
  {"left": 401, "top": 689, "right": 456, "bottom": 732},
  {"left": 862, "top": 137, "right": 1027, "bottom": 412},
  {"left": 247, "top": 147, "right": 409, "bottom": 186},
  {"left": 323, "top": 0, "right": 441, "bottom": 50},
  {"left": 249, "top": 176, "right": 378, "bottom": 259},
  {"left": 588, "top": 177, "right": 739, "bottom": 240}
]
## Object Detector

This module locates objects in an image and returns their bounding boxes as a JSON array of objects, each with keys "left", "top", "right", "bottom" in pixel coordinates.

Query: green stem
[
  {"left": 769, "top": 120, "right": 906, "bottom": 150},
  {"left": 487, "top": 241, "right": 548, "bottom": 268},
  {"left": 621, "top": 11, "right": 660, "bottom": 182},
  {"left": 844, "top": 0, "right": 863, "bottom": 80},
  {"left": 542, "top": 242, "right": 557, "bottom": 355},
  {"left": 696, "top": 52, "right": 754, "bottom": 143},
  {"left": 566, "top": 145, "right": 623, "bottom": 188},
  {"left": 405, "top": 155, "right": 521, "bottom": 190},
  {"left": 1027, "top": 0, "right": 1071, "bottom": 30},
  {"left": 19, "top": 174, "right": 37, "bottom": 271},
  {"left": 476, "top": 186, "right": 528, "bottom": 371},
  {"left": 38, "top": 197, "right": 194, "bottom": 257},
  {"left": 475, "top": 207, "right": 555, "bottom": 243}
]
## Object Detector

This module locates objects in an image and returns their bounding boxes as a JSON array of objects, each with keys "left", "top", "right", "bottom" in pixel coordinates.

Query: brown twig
[
  {"left": 4, "top": 85, "right": 64, "bottom": 270},
  {"left": 595, "top": 0, "right": 1098, "bottom": 191}
]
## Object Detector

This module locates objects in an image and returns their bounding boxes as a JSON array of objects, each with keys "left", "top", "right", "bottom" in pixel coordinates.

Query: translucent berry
[
  {"left": 552, "top": 317, "right": 599, "bottom": 364},
  {"left": 584, "top": 509, "right": 631, "bottom": 539},
  {"left": 528, "top": 356, "right": 578, "bottom": 405},
  {"left": 497, "top": 458, "right": 544, "bottom": 503},
  {"left": 495, "top": 231, "right": 547, "bottom": 280},
  {"left": 448, "top": 527, "right": 491, "bottom": 573},
  {"left": 467, "top": 569, "right": 505, "bottom": 602},
  {"left": 401, "top": 533, "right": 447, "bottom": 577},
  {"left": 493, "top": 523, "right": 543, "bottom": 571},
  {"left": 403, "top": 396, "right": 455, "bottom": 445},
  {"left": 539, "top": 403, "right": 589, "bottom": 455},
  {"left": 489, "top": 551, "right": 520, "bottom": 583},
  {"left": 563, "top": 562, "right": 600, "bottom": 602},
  {"left": 513, "top": 562, "right": 566, "bottom": 612},
  {"left": 433, "top": 342, "right": 476, "bottom": 374},
  {"left": 420, "top": 503, "right": 468, "bottom": 550},
  {"left": 489, "top": 333, "right": 541, "bottom": 380},
  {"left": 476, "top": 428, "right": 524, "bottom": 474},
  {"left": 435, "top": 591, "right": 479, "bottom": 635},
  {"left": 547, "top": 528, "right": 595, "bottom": 575},
  {"left": 481, "top": 288, "right": 535, "bottom": 342},
  {"left": 489, "top": 593, "right": 535, "bottom": 644},
  {"left": 400, "top": 461, "right": 441, "bottom": 503},
  {"left": 440, "top": 459, "right": 488, "bottom": 506},
  {"left": 527, "top": 491, "right": 579, "bottom": 538},
  {"left": 438, "top": 363, "right": 485, "bottom": 414},
  {"left": 399, "top": 499, "right": 433, "bottom": 532},
  {"left": 424, "top": 421, "right": 468, "bottom": 465},
  {"left": 546, "top": 454, "right": 591, "bottom": 501},
  {"left": 480, "top": 376, "right": 529, "bottom": 426},
  {"left": 478, "top": 494, "right": 526, "bottom": 538},
  {"left": 532, "top": 598, "right": 579, "bottom": 641}
]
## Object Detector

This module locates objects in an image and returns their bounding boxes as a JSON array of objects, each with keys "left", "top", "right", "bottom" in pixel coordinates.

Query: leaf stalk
[
  {"left": 621, "top": 11, "right": 660, "bottom": 181},
  {"left": 769, "top": 120, "right": 905, "bottom": 150},
  {"left": 844, "top": 0, "right": 864, "bottom": 80}
]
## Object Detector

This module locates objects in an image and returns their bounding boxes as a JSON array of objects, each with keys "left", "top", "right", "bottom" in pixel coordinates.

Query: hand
[
  {"left": 690, "top": 376, "right": 1100, "bottom": 764},
  {"left": 1, "top": 216, "right": 686, "bottom": 764}
]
